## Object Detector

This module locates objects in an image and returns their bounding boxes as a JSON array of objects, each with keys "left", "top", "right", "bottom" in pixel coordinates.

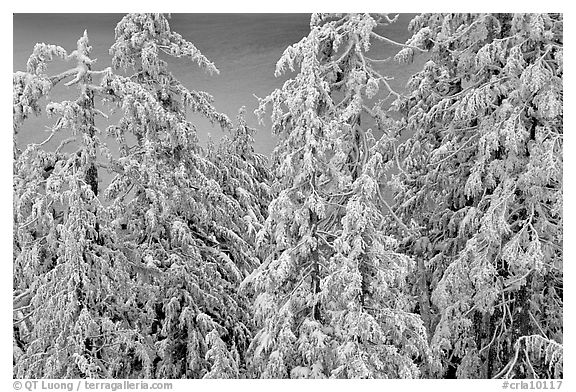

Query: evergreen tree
[
  {"left": 14, "top": 30, "right": 139, "bottom": 378},
  {"left": 393, "top": 13, "right": 563, "bottom": 378},
  {"left": 14, "top": 14, "right": 269, "bottom": 378},
  {"left": 243, "top": 13, "right": 433, "bottom": 378},
  {"left": 13, "top": 12, "right": 563, "bottom": 380}
]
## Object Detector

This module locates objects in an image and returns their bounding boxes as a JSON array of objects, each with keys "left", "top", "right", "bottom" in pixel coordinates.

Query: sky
[{"left": 13, "top": 13, "right": 424, "bottom": 156}]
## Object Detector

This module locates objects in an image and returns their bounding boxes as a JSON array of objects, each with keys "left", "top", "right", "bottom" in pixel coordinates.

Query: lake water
[{"left": 13, "top": 13, "right": 423, "bottom": 156}]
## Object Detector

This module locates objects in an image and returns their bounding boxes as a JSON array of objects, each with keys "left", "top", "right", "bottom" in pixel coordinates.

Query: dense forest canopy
[{"left": 13, "top": 13, "right": 562, "bottom": 379}]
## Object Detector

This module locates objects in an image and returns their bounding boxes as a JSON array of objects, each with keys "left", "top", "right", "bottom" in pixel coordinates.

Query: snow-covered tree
[
  {"left": 14, "top": 13, "right": 269, "bottom": 378},
  {"left": 392, "top": 13, "right": 563, "bottom": 378},
  {"left": 13, "top": 29, "right": 138, "bottom": 378},
  {"left": 13, "top": 12, "right": 563, "bottom": 380},
  {"left": 243, "top": 13, "right": 433, "bottom": 378}
]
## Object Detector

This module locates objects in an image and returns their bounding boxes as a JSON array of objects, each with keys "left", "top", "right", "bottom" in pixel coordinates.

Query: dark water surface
[{"left": 14, "top": 13, "right": 422, "bottom": 156}]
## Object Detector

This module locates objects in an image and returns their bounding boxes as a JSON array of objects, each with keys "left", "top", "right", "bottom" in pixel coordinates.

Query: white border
[{"left": 4, "top": 3, "right": 573, "bottom": 390}]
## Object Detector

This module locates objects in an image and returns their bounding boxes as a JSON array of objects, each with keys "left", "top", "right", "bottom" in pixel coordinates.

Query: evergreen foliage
[
  {"left": 244, "top": 13, "right": 433, "bottom": 378},
  {"left": 13, "top": 12, "right": 562, "bottom": 379},
  {"left": 13, "top": 14, "right": 269, "bottom": 378},
  {"left": 392, "top": 13, "right": 563, "bottom": 378}
]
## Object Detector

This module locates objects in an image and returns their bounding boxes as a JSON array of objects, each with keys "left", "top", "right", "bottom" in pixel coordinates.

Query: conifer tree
[
  {"left": 13, "top": 12, "right": 563, "bottom": 380},
  {"left": 393, "top": 13, "right": 563, "bottom": 378},
  {"left": 14, "top": 30, "right": 140, "bottom": 378},
  {"left": 14, "top": 13, "right": 269, "bottom": 378},
  {"left": 103, "top": 13, "right": 272, "bottom": 377},
  {"left": 243, "top": 13, "right": 433, "bottom": 378}
]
